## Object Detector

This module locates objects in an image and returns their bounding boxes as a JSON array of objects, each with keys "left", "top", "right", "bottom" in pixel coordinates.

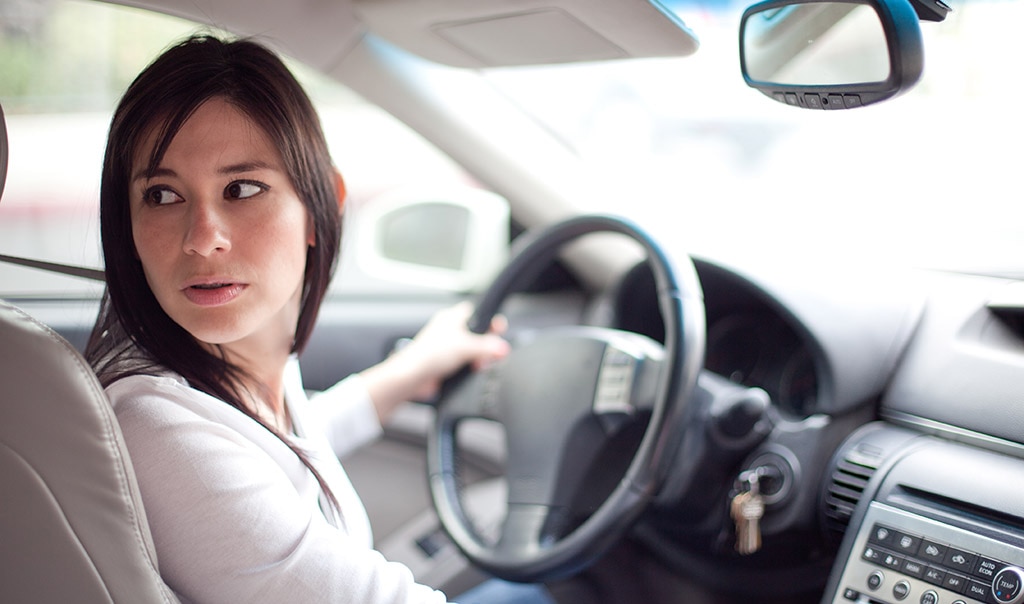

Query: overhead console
[{"left": 822, "top": 423, "right": 1024, "bottom": 604}]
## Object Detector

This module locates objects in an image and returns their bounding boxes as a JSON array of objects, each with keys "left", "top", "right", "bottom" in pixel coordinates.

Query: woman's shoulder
[
  {"left": 105, "top": 370, "right": 299, "bottom": 474},
  {"left": 106, "top": 372, "right": 194, "bottom": 413},
  {"left": 105, "top": 372, "right": 240, "bottom": 434},
  {"left": 106, "top": 370, "right": 185, "bottom": 394}
]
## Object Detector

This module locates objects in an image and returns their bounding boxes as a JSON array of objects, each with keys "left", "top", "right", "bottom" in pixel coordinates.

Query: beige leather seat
[{"left": 0, "top": 106, "right": 179, "bottom": 602}]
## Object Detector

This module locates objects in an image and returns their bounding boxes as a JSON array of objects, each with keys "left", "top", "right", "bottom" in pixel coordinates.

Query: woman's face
[{"left": 130, "top": 97, "right": 313, "bottom": 359}]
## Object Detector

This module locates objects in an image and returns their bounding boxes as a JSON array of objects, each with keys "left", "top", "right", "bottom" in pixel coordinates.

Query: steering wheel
[{"left": 427, "top": 214, "right": 705, "bottom": 583}]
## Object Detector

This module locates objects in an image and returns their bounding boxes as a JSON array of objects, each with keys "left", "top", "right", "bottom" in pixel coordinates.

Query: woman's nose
[{"left": 183, "top": 200, "right": 231, "bottom": 256}]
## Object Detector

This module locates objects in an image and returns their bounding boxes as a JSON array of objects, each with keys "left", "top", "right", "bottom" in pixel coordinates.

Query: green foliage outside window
[{"left": 0, "top": 0, "right": 203, "bottom": 113}]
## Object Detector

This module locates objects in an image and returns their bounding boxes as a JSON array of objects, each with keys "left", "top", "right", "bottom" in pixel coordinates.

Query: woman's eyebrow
[
  {"left": 131, "top": 166, "right": 176, "bottom": 183},
  {"left": 218, "top": 161, "right": 276, "bottom": 175},
  {"left": 130, "top": 161, "right": 277, "bottom": 183}
]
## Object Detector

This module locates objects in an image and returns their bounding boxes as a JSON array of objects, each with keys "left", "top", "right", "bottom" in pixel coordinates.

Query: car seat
[{"left": 0, "top": 104, "right": 179, "bottom": 602}]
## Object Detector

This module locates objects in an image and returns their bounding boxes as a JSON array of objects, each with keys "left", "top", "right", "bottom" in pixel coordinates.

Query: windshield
[
  {"left": 482, "top": 0, "right": 1024, "bottom": 276},
  {"left": 2, "top": 0, "right": 1021, "bottom": 300}
]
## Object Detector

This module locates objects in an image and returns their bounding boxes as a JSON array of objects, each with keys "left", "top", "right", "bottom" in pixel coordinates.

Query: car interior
[{"left": 3, "top": 0, "right": 1024, "bottom": 603}]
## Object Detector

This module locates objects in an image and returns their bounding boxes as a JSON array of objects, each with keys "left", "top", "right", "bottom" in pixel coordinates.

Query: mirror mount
[
  {"left": 740, "top": 0, "right": 924, "bottom": 110},
  {"left": 910, "top": 0, "right": 951, "bottom": 22}
]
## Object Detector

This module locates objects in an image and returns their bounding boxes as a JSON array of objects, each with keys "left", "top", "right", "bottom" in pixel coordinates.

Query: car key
[{"left": 731, "top": 471, "right": 764, "bottom": 555}]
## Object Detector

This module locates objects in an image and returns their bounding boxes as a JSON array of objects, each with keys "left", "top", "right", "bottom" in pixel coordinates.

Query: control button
[
  {"left": 920, "top": 590, "right": 939, "bottom": 604},
  {"left": 965, "top": 579, "right": 991, "bottom": 601},
  {"left": 804, "top": 93, "right": 823, "bottom": 109},
  {"left": 943, "top": 572, "right": 967, "bottom": 594},
  {"left": 976, "top": 557, "right": 1002, "bottom": 580},
  {"left": 882, "top": 552, "right": 905, "bottom": 570},
  {"left": 945, "top": 548, "right": 976, "bottom": 573},
  {"left": 922, "top": 567, "right": 945, "bottom": 587},
  {"left": 893, "top": 580, "right": 911, "bottom": 600},
  {"left": 867, "top": 571, "right": 884, "bottom": 591},
  {"left": 993, "top": 567, "right": 1024, "bottom": 603},
  {"left": 843, "top": 587, "right": 860, "bottom": 601},
  {"left": 824, "top": 94, "right": 844, "bottom": 110},
  {"left": 918, "top": 540, "right": 947, "bottom": 563},
  {"left": 784, "top": 93, "right": 799, "bottom": 106},
  {"left": 894, "top": 532, "right": 922, "bottom": 555},
  {"left": 843, "top": 94, "right": 862, "bottom": 109},
  {"left": 863, "top": 545, "right": 884, "bottom": 564},
  {"left": 902, "top": 559, "right": 926, "bottom": 578},
  {"left": 870, "top": 524, "right": 896, "bottom": 547}
]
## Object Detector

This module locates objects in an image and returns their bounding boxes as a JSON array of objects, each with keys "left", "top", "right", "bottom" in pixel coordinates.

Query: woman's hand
[{"left": 358, "top": 301, "right": 510, "bottom": 422}]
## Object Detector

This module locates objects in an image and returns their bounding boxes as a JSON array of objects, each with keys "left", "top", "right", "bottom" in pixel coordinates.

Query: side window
[
  {"left": 0, "top": 0, "right": 508, "bottom": 299},
  {"left": 295, "top": 69, "right": 510, "bottom": 296},
  {"left": 0, "top": 0, "right": 198, "bottom": 297}
]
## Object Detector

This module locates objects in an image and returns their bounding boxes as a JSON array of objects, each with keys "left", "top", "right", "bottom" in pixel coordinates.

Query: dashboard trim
[{"left": 881, "top": 409, "right": 1024, "bottom": 461}]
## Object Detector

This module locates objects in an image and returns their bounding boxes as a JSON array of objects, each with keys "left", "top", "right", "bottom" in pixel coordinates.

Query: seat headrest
[{"left": 0, "top": 102, "right": 7, "bottom": 203}]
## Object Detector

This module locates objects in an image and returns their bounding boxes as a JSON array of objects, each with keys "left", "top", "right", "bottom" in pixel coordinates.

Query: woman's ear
[
  {"left": 309, "top": 168, "right": 346, "bottom": 248},
  {"left": 334, "top": 168, "right": 347, "bottom": 213}
]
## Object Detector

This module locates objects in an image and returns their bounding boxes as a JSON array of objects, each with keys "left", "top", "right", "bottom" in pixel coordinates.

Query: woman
[{"left": 84, "top": 34, "right": 549, "bottom": 603}]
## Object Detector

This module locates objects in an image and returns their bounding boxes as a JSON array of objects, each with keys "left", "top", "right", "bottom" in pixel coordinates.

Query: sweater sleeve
[
  {"left": 108, "top": 376, "right": 447, "bottom": 604},
  {"left": 304, "top": 371, "right": 385, "bottom": 459}
]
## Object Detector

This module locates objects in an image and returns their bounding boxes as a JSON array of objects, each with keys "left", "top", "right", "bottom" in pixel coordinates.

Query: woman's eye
[
  {"left": 143, "top": 187, "right": 183, "bottom": 206},
  {"left": 225, "top": 180, "right": 267, "bottom": 200}
]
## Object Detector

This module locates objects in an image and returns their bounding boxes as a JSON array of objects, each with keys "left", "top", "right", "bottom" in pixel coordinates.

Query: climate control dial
[{"left": 993, "top": 567, "right": 1024, "bottom": 604}]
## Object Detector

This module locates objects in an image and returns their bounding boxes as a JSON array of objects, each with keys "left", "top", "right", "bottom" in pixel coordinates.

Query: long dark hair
[{"left": 86, "top": 34, "right": 343, "bottom": 510}]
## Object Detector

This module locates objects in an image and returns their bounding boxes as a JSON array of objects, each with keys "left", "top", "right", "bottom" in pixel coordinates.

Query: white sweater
[{"left": 106, "top": 359, "right": 449, "bottom": 603}]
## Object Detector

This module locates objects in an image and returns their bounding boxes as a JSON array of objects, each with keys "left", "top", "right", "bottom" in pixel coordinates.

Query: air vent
[
  {"left": 823, "top": 446, "right": 880, "bottom": 537},
  {"left": 821, "top": 424, "right": 920, "bottom": 541}
]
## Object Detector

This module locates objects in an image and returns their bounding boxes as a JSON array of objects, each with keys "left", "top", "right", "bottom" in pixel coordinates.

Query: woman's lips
[{"left": 182, "top": 282, "right": 247, "bottom": 306}]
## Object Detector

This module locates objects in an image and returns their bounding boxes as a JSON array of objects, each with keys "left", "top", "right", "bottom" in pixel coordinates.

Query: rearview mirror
[{"left": 740, "top": 0, "right": 924, "bottom": 109}]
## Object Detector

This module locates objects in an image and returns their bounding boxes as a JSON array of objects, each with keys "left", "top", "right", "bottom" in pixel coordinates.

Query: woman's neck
[{"left": 214, "top": 341, "right": 292, "bottom": 433}]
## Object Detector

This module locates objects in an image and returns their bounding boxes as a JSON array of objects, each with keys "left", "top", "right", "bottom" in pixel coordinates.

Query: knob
[{"left": 993, "top": 567, "right": 1024, "bottom": 604}]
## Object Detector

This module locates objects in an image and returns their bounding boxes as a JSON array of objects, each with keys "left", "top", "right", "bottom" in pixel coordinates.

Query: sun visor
[{"left": 353, "top": 0, "right": 699, "bottom": 68}]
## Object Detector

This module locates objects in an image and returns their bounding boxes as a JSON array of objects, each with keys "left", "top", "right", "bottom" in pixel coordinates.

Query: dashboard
[
  {"left": 598, "top": 251, "right": 1024, "bottom": 603},
  {"left": 824, "top": 271, "right": 1024, "bottom": 604},
  {"left": 704, "top": 302, "right": 817, "bottom": 419},
  {"left": 609, "top": 257, "right": 826, "bottom": 419},
  {"left": 12, "top": 226, "right": 1024, "bottom": 604}
]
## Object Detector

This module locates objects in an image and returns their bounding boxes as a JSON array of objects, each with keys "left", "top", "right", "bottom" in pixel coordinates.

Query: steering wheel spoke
[
  {"left": 437, "top": 366, "right": 502, "bottom": 422},
  {"left": 493, "top": 503, "right": 567, "bottom": 559}
]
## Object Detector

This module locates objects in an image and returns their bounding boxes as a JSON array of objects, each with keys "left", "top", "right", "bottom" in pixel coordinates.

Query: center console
[
  {"left": 823, "top": 423, "right": 1024, "bottom": 604},
  {"left": 834, "top": 503, "right": 1024, "bottom": 604}
]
